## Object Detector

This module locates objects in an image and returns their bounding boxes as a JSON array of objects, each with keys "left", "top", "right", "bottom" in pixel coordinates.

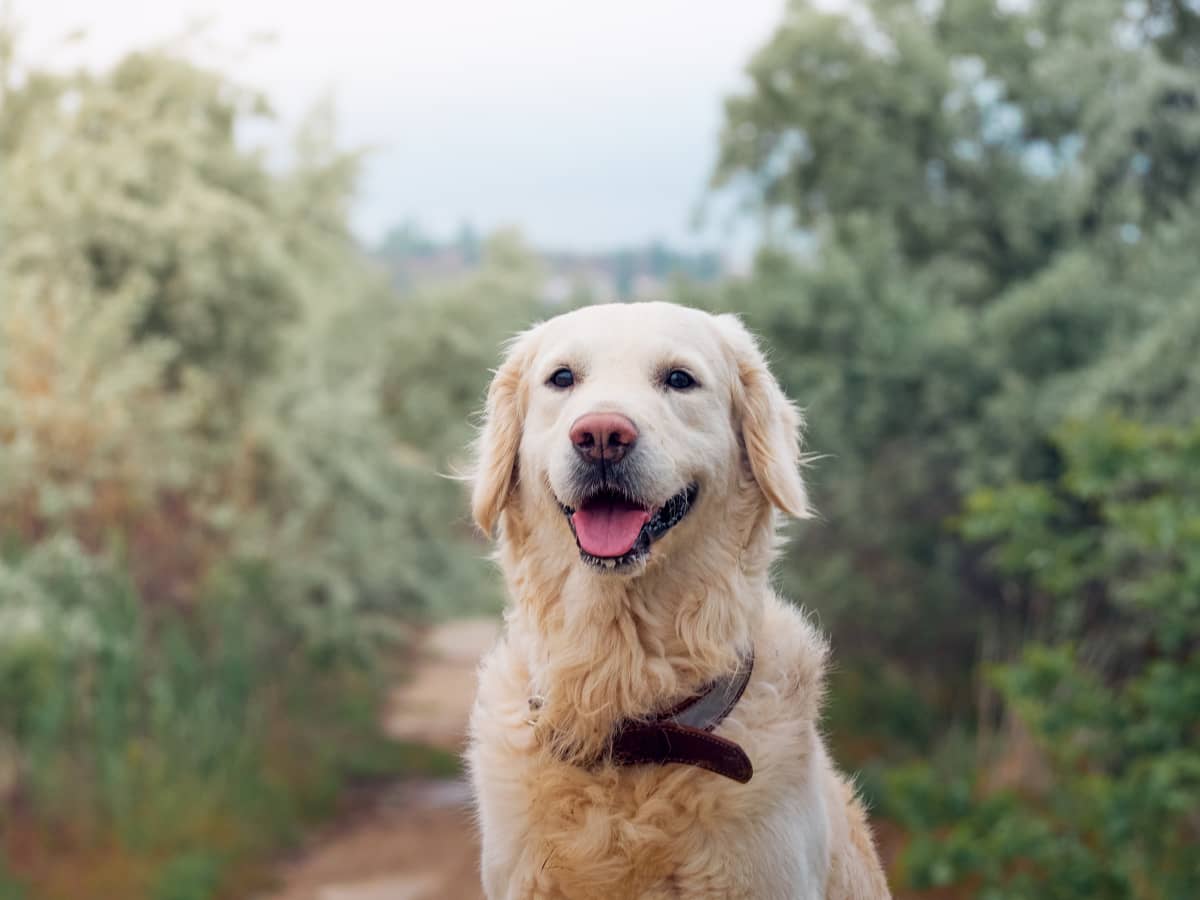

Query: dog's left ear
[
  {"left": 717, "top": 314, "right": 811, "bottom": 519},
  {"left": 471, "top": 327, "right": 538, "bottom": 536}
]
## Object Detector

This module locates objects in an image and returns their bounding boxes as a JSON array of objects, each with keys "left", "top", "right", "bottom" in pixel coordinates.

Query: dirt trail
[{"left": 264, "top": 619, "right": 499, "bottom": 900}]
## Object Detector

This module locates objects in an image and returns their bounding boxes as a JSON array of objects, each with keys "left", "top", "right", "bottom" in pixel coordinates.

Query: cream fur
[{"left": 467, "top": 302, "right": 891, "bottom": 899}]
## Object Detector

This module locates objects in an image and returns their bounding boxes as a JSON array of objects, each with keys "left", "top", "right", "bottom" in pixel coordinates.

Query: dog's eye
[
  {"left": 665, "top": 369, "right": 697, "bottom": 391},
  {"left": 548, "top": 367, "right": 575, "bottom": 389}
]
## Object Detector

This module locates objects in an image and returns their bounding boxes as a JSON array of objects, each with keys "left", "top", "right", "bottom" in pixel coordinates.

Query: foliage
[
  {"left": 379, "top": 228, "right": 545, "bottom": 461},
  {"left": 709, "top": 1, "right": 1200, "bottom": 894},
  {"left": 704, "top": 0, "right": 1200, "bottom": 709},
  {"left": 0, "top": 28, "right": 534, "bottom": 898},
  {"left": 715, "top": 0, "right": 1200, "bottom": 303},
  {"left": 898, "top": 418, "right": 1200, "bottom": 898},
  {"left": 0, "top": 547, "right": 404, "bottom": 898}
]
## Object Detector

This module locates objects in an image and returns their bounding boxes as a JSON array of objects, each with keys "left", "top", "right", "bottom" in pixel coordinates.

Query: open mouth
[{"left": 559, "top": 483, "right": 698, "bottom": 570}]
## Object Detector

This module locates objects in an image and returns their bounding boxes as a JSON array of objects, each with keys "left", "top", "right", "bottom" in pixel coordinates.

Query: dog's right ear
[{"left": 471, "top": 328, "right": 538, "bottom": 536}]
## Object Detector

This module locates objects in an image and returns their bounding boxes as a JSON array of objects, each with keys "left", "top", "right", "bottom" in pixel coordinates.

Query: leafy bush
[{"left": 894, "top": 417, "right": 1200, "bottom": 898}]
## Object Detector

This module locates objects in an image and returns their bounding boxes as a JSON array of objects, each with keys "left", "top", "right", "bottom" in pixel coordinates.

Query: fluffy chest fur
[{"left": 468, "top": 597, "right": 839, "bottom": 900}]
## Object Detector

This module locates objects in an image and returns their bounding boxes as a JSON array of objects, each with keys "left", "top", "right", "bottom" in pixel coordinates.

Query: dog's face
[{"left": 472, "top": 303, "right": 808, "bottom": 575}]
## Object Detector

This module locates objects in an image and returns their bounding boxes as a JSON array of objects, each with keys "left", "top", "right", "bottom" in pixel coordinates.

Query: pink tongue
[{"left": 572, "top": 498, "right": 651, "bottom": 558}]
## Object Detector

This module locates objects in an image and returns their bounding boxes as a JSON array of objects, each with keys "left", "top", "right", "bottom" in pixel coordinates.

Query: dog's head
[{"left": 472, "top": 302, "right": 809, "bottom": 575}]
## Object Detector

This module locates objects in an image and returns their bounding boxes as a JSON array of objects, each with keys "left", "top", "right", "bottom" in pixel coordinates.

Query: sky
[{"left": 21, "top": 0, "right": 790, "bottom": 253}]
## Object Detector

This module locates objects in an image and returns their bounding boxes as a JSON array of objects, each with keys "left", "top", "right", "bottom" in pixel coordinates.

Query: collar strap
[{"left": 608, "top": 649, "right": 754, "bottom": 783}]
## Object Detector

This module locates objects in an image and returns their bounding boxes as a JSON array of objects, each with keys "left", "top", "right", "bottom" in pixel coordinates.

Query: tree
[
  {"left": 702, "top": 0, "right": 1200, "bottom": 831},
  {"left": 715, "top": 0, "right": 1200, "bottom": 303},
  {"left": 0, "top": 28, "right": 542, "bottom": 897}
]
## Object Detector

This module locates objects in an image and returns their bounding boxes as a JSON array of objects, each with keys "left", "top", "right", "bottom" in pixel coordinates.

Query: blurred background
[{"left": 2, "top": 0, "right": 1198, "bottom": 897}]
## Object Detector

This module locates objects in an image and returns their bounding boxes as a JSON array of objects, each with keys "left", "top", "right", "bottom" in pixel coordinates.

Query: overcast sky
[{"left": 21, "top": 0, "right": 790, "bottom": 252}]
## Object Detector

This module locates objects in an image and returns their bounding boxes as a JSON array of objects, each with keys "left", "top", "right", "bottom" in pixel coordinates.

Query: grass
[
  {"left": 0, "top": 864, "right": 23, "bottom": 900},
  {"left": 0, "top": 554, "right": 455, "bottom": 900}
]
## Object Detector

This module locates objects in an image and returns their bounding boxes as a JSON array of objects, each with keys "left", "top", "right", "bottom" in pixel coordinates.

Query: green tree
[
  {"left": 705, "top": 4, "right": 1200, "bottom": 893},
  {"left": 715, "top": 0, "right": 1200, "bottom": 303},
  {"left": 702, "top": 0, "right": 1200, "bottom": 752}
]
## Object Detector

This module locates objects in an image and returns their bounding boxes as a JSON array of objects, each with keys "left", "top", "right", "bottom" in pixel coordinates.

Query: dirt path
[{"left": 263, "top": 619, "right": 499, "bottom": 900}]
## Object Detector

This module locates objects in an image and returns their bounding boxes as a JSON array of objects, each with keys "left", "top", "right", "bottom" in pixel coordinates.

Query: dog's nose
[{"left": 570, "top": 412, "right": 638, "bottom": 465}]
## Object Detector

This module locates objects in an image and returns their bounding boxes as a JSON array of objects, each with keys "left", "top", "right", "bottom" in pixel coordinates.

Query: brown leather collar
[{"left": 607, "top": 649, "right": 755, "bottom": 784}]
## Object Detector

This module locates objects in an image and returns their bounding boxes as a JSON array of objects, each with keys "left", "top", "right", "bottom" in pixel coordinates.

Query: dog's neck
[{"left": 498, "top": 483, "right": 777, "bottom": 763}]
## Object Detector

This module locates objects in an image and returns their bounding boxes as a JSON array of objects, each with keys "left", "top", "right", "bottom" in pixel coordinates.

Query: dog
[{"left": 467, "top": 302, "right": 891, "bottom": 899}]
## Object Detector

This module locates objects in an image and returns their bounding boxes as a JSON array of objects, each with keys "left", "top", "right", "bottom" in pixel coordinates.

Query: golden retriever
[{"left": 467, "top": 302, "right": 891, "bottom": 899}]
